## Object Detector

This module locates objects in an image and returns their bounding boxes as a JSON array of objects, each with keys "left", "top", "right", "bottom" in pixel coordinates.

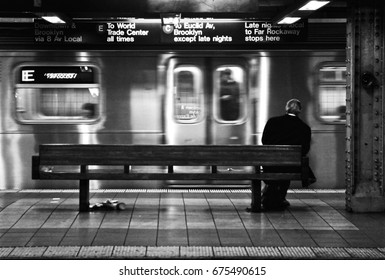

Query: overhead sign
[
  {"left": 34, "top": 20, "right": 158, "bottom": 45},
  {"left": 160, "top": 17, "right": 306, "bottom": 44},
  {"left": 33, "top": 17, "right": 307, "bottom": 45}
]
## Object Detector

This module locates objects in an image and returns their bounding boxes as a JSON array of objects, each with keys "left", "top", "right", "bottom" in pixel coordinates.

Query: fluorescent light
[
  {"left": 0, "top": 18, "right": 34, "bottom": 23},
  {"left": 299, "top": 1, "right": 330, "bottom": 11},
  {"left": 277, "top": 17, "right": 301, "bottom": 24},
  {"left": 41, "top": 16, "right": 66, "bottom": 24},
  {"left": 257, "top": 54, "right": 270, "bottom": 143}
]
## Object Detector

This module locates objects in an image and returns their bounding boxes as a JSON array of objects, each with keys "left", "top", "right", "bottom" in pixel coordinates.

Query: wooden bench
[{"left": 32, "top": 144, "right": 309, "bottom": 212}]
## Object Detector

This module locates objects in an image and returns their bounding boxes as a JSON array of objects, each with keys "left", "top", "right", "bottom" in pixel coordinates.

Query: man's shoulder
[
  {"left": 268, "top": 115, "right": 286, "bottom": 121},
  {"left": 267, "top": 115, "right": 288, "bottom": 124},
  {"left": 267, "top": 115, "right": 310, "bottom": 128}
]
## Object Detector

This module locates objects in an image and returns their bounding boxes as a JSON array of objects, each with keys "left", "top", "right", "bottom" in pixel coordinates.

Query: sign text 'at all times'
[{"left": 105, "top": 22, "right": 150, "bottom": 43}]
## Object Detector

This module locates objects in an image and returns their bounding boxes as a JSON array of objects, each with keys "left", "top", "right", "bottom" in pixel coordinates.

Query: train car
[{"left": 0, "top": 48, "right": 346, "bottom": 190}]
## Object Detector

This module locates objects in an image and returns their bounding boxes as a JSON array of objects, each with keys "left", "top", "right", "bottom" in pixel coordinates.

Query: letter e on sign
[{"left": 22, "top": 70, "right": 35, "bottom": 82}]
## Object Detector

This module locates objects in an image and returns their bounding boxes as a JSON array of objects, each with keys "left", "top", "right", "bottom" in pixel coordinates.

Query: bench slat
[
  {"left": 38, "top": 171, "right": 302, "bottom": 181},
  {"left": 39, "top": 144, "right": 302, "bottom": 166}
]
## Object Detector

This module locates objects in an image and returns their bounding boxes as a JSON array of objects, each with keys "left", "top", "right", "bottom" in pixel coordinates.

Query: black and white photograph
[{"left": 0, "top": 0, "right": 384, "bottom": 279}]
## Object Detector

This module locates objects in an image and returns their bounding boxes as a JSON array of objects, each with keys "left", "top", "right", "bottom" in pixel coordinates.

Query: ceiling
[{"left": 1, "top": 0, "right": 347, "bottom": 22}]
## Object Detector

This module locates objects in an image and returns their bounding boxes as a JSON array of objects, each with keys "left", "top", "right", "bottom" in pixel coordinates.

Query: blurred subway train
[{"left": 0, "top": 49, "right": 346, "bottom": 189}]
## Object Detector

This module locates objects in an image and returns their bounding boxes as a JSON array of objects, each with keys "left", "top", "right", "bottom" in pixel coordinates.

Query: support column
[{"left": 346, "top": 0, "right": 385, "bottom": 212}]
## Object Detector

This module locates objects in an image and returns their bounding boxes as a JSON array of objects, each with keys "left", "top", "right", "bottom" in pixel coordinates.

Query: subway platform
[{"left": 0, "top": 187, "right": 385, "bottom": 260}]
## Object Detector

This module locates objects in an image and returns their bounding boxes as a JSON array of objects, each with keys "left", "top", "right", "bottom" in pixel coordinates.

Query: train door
[
  {"left": 165, "top": 57, "right": 250, "bottom": 146},
  {"left": 211, "top": 59, "right": 250, "bottom": 145},
  {"left": 165, "top": 57, "right": 206, "bottom": 145},
  {"left": 164, "top": 57, "right": 250, "bottom": 183}
]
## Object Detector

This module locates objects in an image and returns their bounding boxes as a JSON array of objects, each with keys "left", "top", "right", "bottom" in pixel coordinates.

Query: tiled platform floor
[{"left": 1, "top": 188, "right": 385, "bottom": 259}]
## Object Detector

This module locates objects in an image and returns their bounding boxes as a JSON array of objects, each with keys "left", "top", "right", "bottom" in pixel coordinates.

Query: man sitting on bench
[{"left": 261, "top": 99, "right": 312, "bottom": 210}]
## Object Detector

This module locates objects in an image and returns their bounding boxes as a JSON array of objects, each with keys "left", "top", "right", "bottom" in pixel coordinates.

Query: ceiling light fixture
[
  {"left": 299, "top": 1, "right": 330, "bottom": 11},
  {"left": 274, "top": 0, "right": 331, "bottom": 24},
  {"left": 277, "top": 17, "right": 302, "bottom": 24},
  {"left": 41, "top": 15, "right": 66, "bottom": 24},
  {"left": 37, "top": 12, "right": 71, "bottom": 24}
]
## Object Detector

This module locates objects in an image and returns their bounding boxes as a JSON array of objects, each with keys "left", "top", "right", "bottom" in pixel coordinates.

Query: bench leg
[
  {"left": 79, "top": 179, "right": 90, "bottom": 212},
  {"left": 247, "top": 180, "right": 261, "bottom": 212}
]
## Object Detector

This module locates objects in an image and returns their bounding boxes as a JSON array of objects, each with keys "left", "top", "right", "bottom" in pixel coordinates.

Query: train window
[
  {"left": 173, "top": 66, "right": 203, "bottom": 123},
  {"left": 14, "top": 65, "right": 100, "bottom": 124},
  {"left": 214, "top": 66, "right": 246, "bottom": 122},
  {"left": 317, "top": 65, "right": 346, "bottom": 123}
]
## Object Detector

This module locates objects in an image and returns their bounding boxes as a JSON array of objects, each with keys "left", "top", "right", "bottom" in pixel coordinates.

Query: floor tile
[
  {"left": 125, "top": 228, "right": 157, "bottom": 246},
  {"left": 247, "top": 229, "right": 285, "bottom": 246},
  {"left": 212, "top": 246, "right": 248, "bottom": 258},
  {"left": 27, "top": 236, "right": 63, "bottom": 246},
  {"left": 345, "top": 248, "right": 385, "bottom": 259},
  {"left": 99, "top": 212, "right": 132, "bottom": 228},
  {"left": 183, "top": 198, "right": 208, "bottom": 206},
  {"left": 160, "top": 197, "right": 184, "bottom": 206},
  {"left": 41, "top": 213, "right": 78, "bottom": 228},
  {"left": 277, "top": 229, "right": 317, "bottom": 247},
  {"left": 146, "top": 246, "right": 179, "bottom": 258},
  {"left": 92, "top": 229, "right": 128, "bottom": 246},
  {"left": 241, "top": 216, "right": 275, "bottom": 229},
  {"left": 60, "top": 229, "right": 98, "bottom": 246},
  {"left": 217, "top": 229, "right": 253, "bottom": 246},
  {"left": 312, "top": 247, "right": 351, "bottom": 259},
  {"left": 266, "top": 212, "right": 303, "bottom": 230},
  {"left": 112, "top": 246, "right": 146, "bottom": 258},
  {"left": 159, "top": 216, "right": 186, "bottom": 229},
  {"left": 157, "top": 229, "right": 188, "bottom": 246},
  {"left": 78, "top": 246, "right": 114, "bottom": 258},
  {"left": 278, "top": 247, "right": 317, "bottom": 259},
  {"left": 8, "top": 247, "right": 47, "bottom": 258},
  {"left": 0, "top": 233, "right": 34, "bottom": 246},
  {"left": 129, "top": 217, "right": 158, "bottom": 229},
  {"left": 246, "top": 246, "right": 282, "bottom": 258},
  {"left": 337, "top": 230, "right": 379, "bottom": 247},
  {"left": 185, "top": 206, "right": 212, "bottom": 215},
  {"left": 362, "top": 230, "right": 385, "bottom": 247},
  {"left": 307, "top": 230, "right": 349, "bottom": 247},
  {"left": 43, "top": 246, "right": 81, "bottom": 258},
  {"left": 214, "top": 217, "right": 244, "bottom": 229},
  {"left": 60, "top": 236, "right": 95, "bottom": 246},
  {"left": 188, "top": 229, "right": 221, "bottom": 246},
  {"left": 70, "top": 212, "right": 105, "bottom": 228},
  {"left": 12, "top": 213, "right": 51, "bottom": 229},
  {"left": 34, "top": 228, "right": 68, "bottom": 236},
  {"left": 180, "top": 246, "right": 214, "bottom": 258}
]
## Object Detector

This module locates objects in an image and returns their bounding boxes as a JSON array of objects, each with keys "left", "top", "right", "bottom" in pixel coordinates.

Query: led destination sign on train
[{"left": 20, "top": 66, "right": 96, "bottom": 84}]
